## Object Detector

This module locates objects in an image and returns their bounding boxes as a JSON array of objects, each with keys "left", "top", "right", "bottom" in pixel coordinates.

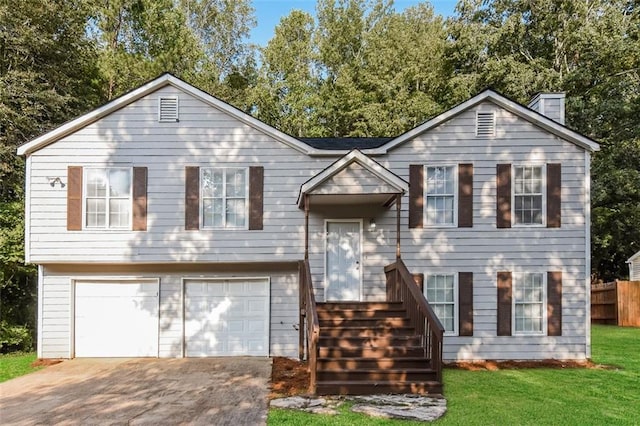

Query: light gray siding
[
  {"left": 630, "top": 255, "right": 640, "bottom": 281},
  {"left": 39, "top": 264, "right": 298, "bottom": 359},
  {"left": 28, "top": 86, "right": 591, "bottom": 361},
  {"left": 311, "top": 162, "right": 398, "bottom": 195}
]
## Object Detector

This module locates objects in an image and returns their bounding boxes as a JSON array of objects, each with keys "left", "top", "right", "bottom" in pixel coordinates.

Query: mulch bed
[
  {"left": 31, "top": 359, "right": 63, "bottom": 367},
  {"left": 270, "top": 357, "right": 616, "bottom": 398},
  {"left": 446, "top": 359, "right": 617, "bottom": 371},
  {"left": 270, "top": 357, "right": 310, "bottom": 398}
]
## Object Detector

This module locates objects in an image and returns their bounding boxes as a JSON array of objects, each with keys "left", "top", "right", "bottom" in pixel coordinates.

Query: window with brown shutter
[
  {"left": 67, "top": 166, "right": 83, "bottom": 231},
  {"left": 458, "top": 164, "right": 473, "bottom": 228},
  {"left": 409, "top": 165, "right": 424, "bottom": 228},
  {"left": 459, "top": 272, "right": 474, "bottom": 336},
  {"left": 249, "top": 166, "right": 264, "bottom": 230},
  {"left": 132, "top": 167, "right": 148, "bottom": 231},
  {"left": 547, "top": 271, "right": 562, "bottom": 336},
  {"left": 497, "top": 271, "right": 512, "bottom": 336},
  {"left": 185, "top": 166, "right": 200, "bottom": 230},
  {"left": 496, "top": 164, "right": 511, "bottom": 228},
  {"left": 546, "top": 164, "right": 561, "bottom": 228}
]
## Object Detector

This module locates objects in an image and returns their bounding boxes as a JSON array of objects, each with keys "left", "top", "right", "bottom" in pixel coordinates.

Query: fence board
[{"left": 591, "top": 281, "right": 640, "bottom": 326}]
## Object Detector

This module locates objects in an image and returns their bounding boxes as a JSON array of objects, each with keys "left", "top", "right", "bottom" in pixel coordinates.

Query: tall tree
[
  {"left": 0, "top": 0, "right": 100, "bottom": 339},
  {"left": 253, "top": 10, "right": 317, "bottom": 137}
]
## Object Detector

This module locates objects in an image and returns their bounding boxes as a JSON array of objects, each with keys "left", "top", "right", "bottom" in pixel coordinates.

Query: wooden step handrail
[
  {"left": 299, "top": 259, "right": 319, "bottom": 394},
  {"left": 384, "top": 259, "right": 444, "bottom": 384}
]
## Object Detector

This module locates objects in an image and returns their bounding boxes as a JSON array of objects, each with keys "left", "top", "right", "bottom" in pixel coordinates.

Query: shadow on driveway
[{"left": 0, "top": 357, "right": 271, "bottom": 425}]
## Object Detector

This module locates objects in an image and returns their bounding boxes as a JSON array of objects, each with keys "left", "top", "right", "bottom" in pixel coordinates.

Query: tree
[
  {"left": 0, "top": 0, "right": 101, "bottom": 344},
  {"left": 253, "top": 10, "right": 318, "bottom": 136}
]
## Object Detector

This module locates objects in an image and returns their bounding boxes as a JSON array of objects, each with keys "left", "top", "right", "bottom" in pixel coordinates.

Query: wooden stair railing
[
  {"left": 299, "top": 259, "right": 319, "bottom": 394},
  {"left": 384, "top": 259, "right": 445, "bottom": 384}
]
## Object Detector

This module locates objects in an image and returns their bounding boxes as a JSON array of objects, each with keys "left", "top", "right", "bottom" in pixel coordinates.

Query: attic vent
[
  {"left": 476, "top": 111, "right": 495, "bottom": 137},
  {"left": 158, "top": 97, "right": 179, "bottom": 122}
]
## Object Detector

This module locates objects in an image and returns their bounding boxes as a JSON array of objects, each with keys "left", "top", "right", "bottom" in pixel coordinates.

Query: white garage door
[
  {"left": 75, "top": 280, "right": 159, "bottom": 357},
  {"left": 184, "top": 278, "right": 269, "bottom": 357}
]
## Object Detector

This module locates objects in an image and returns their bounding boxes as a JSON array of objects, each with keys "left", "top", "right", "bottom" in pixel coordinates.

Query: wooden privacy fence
[{"left": 591, "top": 281, "right": 640, "bottom": 327}]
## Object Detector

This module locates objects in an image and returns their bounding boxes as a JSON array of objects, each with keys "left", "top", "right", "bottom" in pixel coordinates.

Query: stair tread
[
  {"left": 318, "top": 356, "right": 429, "bottom": 361},
  {"left": 319, "top": 325, "right": 413, "bottom": 329},
  {"left": 317, "top": 380, "right": 441, "bottom": 385},
  {"left": 317, "top": 368, "right": 436, "bottom": 373}
]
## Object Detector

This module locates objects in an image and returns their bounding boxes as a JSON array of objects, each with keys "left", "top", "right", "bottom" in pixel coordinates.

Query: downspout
[
  {"left": 396, "top": 194, "right": 401, "bottom": 260},
  {"left": 304, "top": 194, "right": 309, "bottom": 260}
]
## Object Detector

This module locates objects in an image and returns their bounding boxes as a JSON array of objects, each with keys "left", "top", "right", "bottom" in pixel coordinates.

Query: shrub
[{"left": 0, "top": 321, "right": 33, "bottom": 353}]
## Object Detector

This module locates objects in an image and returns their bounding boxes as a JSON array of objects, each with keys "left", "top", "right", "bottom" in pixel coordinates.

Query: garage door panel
[
  {"left": 184, "top": 279, "right": 269, "bottom": 357},
  {"left": 75, "top": 281, "right": 159, "bottom": 358}
]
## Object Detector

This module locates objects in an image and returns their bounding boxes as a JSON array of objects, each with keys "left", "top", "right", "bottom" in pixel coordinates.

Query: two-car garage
[{"left": 73, "top": 277, "right": 270, "bottom": 358}]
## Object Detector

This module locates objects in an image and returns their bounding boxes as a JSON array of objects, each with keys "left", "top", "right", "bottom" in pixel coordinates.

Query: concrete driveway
[{"left": 0, "top": 357, "right": 271, "bottom": 425}]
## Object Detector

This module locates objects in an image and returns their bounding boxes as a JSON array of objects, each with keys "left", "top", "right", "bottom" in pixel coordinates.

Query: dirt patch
[
  {"left": 446, "top": 359, "right": 618, "bottom": 371},
  {"left": 270, "top": 357, "right": 310, "bottom": 398},
  {"left": 31, "top": 359, "right": 63, "bottom": 368}
]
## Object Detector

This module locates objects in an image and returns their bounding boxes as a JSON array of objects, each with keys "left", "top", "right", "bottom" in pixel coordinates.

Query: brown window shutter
[
  {"left": 496, "top": 164, "right": 512, "bottom": 228},
  {"left": 409, "top": 165, "right": 424, "bottom": 228},
  {"left": 497, "top": 271, "right": 512, "bottom": 336},
  {"left": 132, "top": 167, "right": 148, "bottom": 231},
  {"left": 547, "top": 271, "right": 563, "bottom": 336},
  {"left": 249, "top": 166, "right": 264, "bottom": 230},
  {"left": 459, "top": 272, "right": 474, "bottom": 336},
  {"left": 458, "top": 164, "right": 473, "bottom": 227},
  {"left": 185, "top": 166, "right": 200, "bottom": 230},
  {"left": 67, "top": 166, "right": 83, "bottom": 231},
  {"left": 547, "top": 163, "right": 561, "bottom": 228}
]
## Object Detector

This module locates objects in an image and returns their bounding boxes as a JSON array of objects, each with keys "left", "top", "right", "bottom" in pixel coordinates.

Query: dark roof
[{"left": 300, "top": 137, "right": 393, "bottom": 150}]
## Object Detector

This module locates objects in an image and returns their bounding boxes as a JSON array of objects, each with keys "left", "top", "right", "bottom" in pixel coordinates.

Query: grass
[
  {"left": 0, "top": 352, "right": 41, "bottom": 383},
  {"left": 268, "top": 325, "right": 640, "bottom": 425}
]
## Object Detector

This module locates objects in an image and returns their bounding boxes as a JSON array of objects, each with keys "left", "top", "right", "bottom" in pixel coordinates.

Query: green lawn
[
  {"left": 268, "top": 325, "right": 640, "bottom": 425},
  {"left": 0, "top": 352, "right": 41, "bottom": 383}
]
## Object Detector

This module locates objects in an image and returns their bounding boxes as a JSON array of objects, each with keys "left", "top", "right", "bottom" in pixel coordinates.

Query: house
[
  {"left": 627, "top": 250, "right": 640, "bottom": 281},
  {"left": 18, "top": 74, "right": 599, "bottom": 394}
]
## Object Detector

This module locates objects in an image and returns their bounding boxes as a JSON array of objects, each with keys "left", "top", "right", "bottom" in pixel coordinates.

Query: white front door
[{"left": 325, "top": 221, "right": 362, "bottom": 301}]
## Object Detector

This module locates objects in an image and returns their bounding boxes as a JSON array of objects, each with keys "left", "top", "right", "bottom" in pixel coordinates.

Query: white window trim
[
  {"left": 82, "top": 167, "right": 133, "bottom": 230},
  {"left": 158, "top": 96, "right": 179, "bottom": 122},
  {"left": 512, "top": 272, "right": 547, "bottom": 336},
  {"left": 200, "top": 167, "right": 249, "bottom": 230},
  {"left": 424, "top": 273, "right": 458, "bottom": 336},
  {"left": 511, "top": 163, "right": 547, "bottom": 227},
  {"left": 423, "top": 164, "right": 458, "bottom": 228},
  {"left": 476, "top": 110, "right": 496, "bottom": 138}
]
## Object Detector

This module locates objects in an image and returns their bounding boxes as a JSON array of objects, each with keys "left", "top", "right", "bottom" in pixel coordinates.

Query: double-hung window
[
  {"left": 514, "top": 273, "right": 545, "bottom": 334},
  {"left": 84, "top": 168, "right": 132, "bottom": 229},
  {"left": 425, "top": 166, "right": 456, "bottom": 226},
  {"left": 201, "top": 168, "right": 248, "bottom": 229},
  {"left": 513, "top": 165, "right": 544, "bottom": 225},
  {"left": 425, "top": 274, "right": 457, "bottom": 335}
]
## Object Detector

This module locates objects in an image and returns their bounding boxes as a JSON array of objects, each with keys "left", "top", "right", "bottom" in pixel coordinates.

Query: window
[
  {"left": 513, "top": 165, "right": 544, "bottom": 225},
  {"left": 425, "top": 166, "right": 456, "bottom": 226},
  {"left": 201, "top": 168, "right": 247, "bottom": 229},
  {"left": 425, "top": 274, "right": 457, "bottom": 335},
  {"left": 476, "top": 111, "right": 495, "bottom": 137},
  {"left": 84, "top": 168, "right": 132, "bottom": 229},
  {"left": 514, "top": 273, "right": 545, "bottom": 334}
]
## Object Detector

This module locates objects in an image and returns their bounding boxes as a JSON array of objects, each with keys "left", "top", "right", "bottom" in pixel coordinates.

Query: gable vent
[
  {"left": 476, "top": 111, "right": 495, "bottom": 137},
  {"left": 158, "top": 97, "right": 179, "bottom": 122}
]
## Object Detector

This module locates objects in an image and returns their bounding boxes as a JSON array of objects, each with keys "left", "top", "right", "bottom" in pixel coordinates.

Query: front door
[{"left": 325, "top": 221, "right": 362, "bottom": 301}]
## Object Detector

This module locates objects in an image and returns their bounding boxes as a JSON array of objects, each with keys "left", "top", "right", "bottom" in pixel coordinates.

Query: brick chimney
[{"left": 527, "top": 93, "right": 565, "bottom": 125}]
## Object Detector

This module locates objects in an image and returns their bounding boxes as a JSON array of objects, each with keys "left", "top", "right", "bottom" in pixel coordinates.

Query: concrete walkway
[{"left": 0, "top": 358, "right": 271, "bottom": 426}]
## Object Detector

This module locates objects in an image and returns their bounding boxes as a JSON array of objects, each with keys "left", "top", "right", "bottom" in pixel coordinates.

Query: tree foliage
[{"left": 1, "top": 0, "right": 638, "bottom": 349}]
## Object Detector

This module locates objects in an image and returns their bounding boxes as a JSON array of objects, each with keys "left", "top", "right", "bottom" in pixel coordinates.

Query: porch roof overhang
[{"left": 297, "top": 149, "right": 408, "bottom": 209}]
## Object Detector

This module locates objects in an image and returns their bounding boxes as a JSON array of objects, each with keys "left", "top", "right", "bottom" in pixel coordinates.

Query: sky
[{"left": 250, "top": 0, "right": 459, "bottom": 46}]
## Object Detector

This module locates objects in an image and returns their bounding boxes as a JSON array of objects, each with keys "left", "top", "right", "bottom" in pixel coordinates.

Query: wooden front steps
[{"left": 315, "top": 301, "right": 442, "bottom": 395}]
